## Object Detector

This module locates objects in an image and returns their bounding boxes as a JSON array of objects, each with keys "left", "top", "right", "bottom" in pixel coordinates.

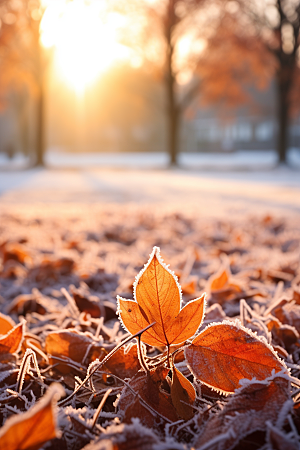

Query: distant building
[{"left": 188, "top": 82, "right": 300, "bottom": 153}]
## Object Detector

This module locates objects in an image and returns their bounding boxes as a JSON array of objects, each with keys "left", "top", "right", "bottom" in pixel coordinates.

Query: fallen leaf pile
[{"left": 0, "top": 205, "right": 300, "bottom": 450}]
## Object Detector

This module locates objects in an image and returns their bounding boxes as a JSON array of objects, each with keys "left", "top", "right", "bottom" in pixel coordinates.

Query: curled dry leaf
[
  {"left": 266, "top": 317, "right": 299, "bottom": 351},
  {"left": 195, "top": 373, "right": 291, "bottom": 450},
  {"left": 0, "top": 383, "right": 65, "bottom": 450},
  {"left": 7, "top": 293, "right": 47, "bottom": 316},
  {"left": 71, "top": 288, "right": 102, "bottom": 318},
  {"left": 100, "top": 343, "right": 143, "bottom": 380},
  {"left": 46, "top": 331, "right": 141, "bottom": 379},
  {"left": 117, "top": 246, "right": 206, "bottom": 346},
  {"left": 1, "top": 242, "right": 32, "bottom": 265},
  {"left": 170, "top": 366, "right": 196, "bottom": 420},
  {"left": 208, "top": 262, "right": 243, "bottom": 303},
  {"left": 45, "top": 330, "right": 104, "bottom": 368},
  {"left": 185, "top": 321, "right": 286, "bottom": 394},
  {"left": 118, "top": 368, "right": 179, "bottom": 427},
  {"left": 0, "top": 321, "right": 24, "bottom": 355},
  {"left": 0, "top": 312, "right": 15, "bottom": 335}
]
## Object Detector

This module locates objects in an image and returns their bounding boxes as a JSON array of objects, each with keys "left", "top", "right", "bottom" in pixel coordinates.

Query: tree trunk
[
  {"left": 34, "top": 27, "right": 45, "bottom": 168},
  {"left": 35, "top": 81, "right": 45, "bottom": 167},
  {"left": 166, "top": 74, "right": 179, "bottom": 166},
  {"left": 165, "top": 2, "right": 179, "bottom": 167},
  {"left": 276, "top": 73, "right": 290, "bottom": 165}
]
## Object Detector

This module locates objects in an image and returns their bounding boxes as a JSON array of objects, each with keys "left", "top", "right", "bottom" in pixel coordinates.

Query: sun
[{"left": 40, "top": 0, "right": 131, "bottom": 94}]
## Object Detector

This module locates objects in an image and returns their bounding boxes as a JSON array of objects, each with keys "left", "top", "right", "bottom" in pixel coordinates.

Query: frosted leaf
[{"left": 195, "top": 373, "right": 290, "bottom": 450}]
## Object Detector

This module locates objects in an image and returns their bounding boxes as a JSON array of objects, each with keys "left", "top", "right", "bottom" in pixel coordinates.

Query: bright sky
[{"left": 40, "top": 0, "right": 139, "bottom": 94}]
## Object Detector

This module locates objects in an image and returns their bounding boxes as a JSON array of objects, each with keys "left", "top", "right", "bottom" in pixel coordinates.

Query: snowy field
[
  {"left": 0, "top": 149, "right": 300, "bottom": 220},
  {"left": 1, "top": 148, "right": 300, "bottom": 170}
]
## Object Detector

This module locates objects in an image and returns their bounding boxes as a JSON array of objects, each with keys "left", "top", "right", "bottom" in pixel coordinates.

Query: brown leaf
[
  {"left": 70, "top": 287, "right": 102, "bottom": 318},
  {"left": 82, "top": 422, "right": 161, "bottom": 450},
  {"left": 45, "top": 330, "right": 104, "bottom": 367},
  {"left": 0, "top": 383, "right": 65, "bottom": 450},
  {"left": 265, "top": 297, "right": 290, "bottom": 324},
  {"left": 195, "top": 373, "right": 290, "bottom": 450},
  {"left": 267, "top": 317, "right": 299, "bottom": 351},
  {"left": 0, "top": 321, "right": 24, "bottom": 355},
  {"left": 171, "top": 367, "right": 196, "bottom": 420},
  {"left": 1, "top": 242, "right": 32, "bottom": 265},
  {"left": 102, "top": 343, "right": 142, "bottom": 379},
  {"left": 0, "top": 312, "right": 15, "bottom": 335},
  {"left": 267, "top": 422, "right": 299, "bottom": 450},
  {"left": 117, "top": 247, "right": 206, "bottom": 346},
  {"left": 118, "top": 368, "right": 179, "bottom": 427},
  {"left": 185, "top": 321, "right": 286, "bottom": 394},
  {"left": 7, "top": 294, "right": 47, "bottom": 315},
  {"left": 28, "top": 257, "right": 75, "bottom": 282}
]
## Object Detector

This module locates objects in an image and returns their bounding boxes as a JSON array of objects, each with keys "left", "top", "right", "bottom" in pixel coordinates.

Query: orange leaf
[
  {"left": 45, "top": 330, "right": 104, "bottom": 367},
  {"left": 185, "top": 321, "right": 286, "bottom": 394},
  {"left": 210, "top": 267, "right": 229, "bottom": 291},
  {"left": 171, "top": 367, "right": 196, "bottom": 420},
  {"left": 0, "top": 312, "right": 15, "bottom": 335},
  {"left": 0, "top": 383, "right": 64, "bottom": 450},
  {"left": 208, "top": 262, "right": 243, "bottom": 304},
  {"left": 0, "top": 321, "right": 24, "bottom": 355},
  {"left": 103, "top": 343, "right": 142, "bottom": 379},
  {"left": 117, "top": 247, "right": 206, "bottom": 346}
]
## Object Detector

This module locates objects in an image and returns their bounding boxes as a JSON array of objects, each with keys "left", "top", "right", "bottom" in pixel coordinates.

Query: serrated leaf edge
[
  {"left": 133, "top": 246, "right": 183, "bottom": 308},
  {"left": 184, "top": 319, "right": 288, "bottom": 396}
]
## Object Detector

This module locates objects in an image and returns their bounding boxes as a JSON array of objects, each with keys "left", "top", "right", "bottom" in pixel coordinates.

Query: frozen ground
[
  {"left": 0, "top": 149, "right": 300, "bottom": 220},
  {"left": 1, "top": 148, "right": 300, "bottom": 170}
]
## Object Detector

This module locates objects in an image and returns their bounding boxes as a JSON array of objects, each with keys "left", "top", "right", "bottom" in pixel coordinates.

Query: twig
[
  {"left": 91, "top": 388, "right": 113, "bottom": 430},
  {"left": 58, "top": 322, "right": 155, "bottom": 407},
  {"left": 137, "top": 334, "right": 149, "bottom": 372}
]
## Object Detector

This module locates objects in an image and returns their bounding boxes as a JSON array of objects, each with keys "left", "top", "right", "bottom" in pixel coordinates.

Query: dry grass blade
[{"left": 91, "top": 388, "right": 113, "bottom": 430}]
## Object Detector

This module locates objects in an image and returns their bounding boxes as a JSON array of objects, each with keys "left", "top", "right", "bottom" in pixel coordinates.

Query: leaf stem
[{"left": 58, "top": 321, "right": 156, "bottom": 407}]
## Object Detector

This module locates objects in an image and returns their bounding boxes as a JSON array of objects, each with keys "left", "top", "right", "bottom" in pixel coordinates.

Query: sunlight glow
[{"left": 40, "top": 0, "right": 131, "bottom": 94}]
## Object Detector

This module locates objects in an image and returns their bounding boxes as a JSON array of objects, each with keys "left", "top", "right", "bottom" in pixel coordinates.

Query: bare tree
[
  {"left": 200, "top": 0, "right": 300, "bottom": 164},
  {"left": 0, "top": 0, "right": 47, "bottom": 166},
  {"left": 115, "top": 0, "right": 216, "bottom": 166}
]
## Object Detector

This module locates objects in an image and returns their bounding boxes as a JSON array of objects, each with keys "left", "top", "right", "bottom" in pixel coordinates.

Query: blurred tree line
[{"left": 0, "top": 0, "right": 299, "bottom": 166}]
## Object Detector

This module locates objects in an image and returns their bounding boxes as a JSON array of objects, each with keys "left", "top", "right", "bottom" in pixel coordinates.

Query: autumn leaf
[
  {"left": 208, "top": 261, "right": 243, "bottom": 303},
  {"left": 195, "top": 372, "right": 290, "bottom": 450},
  {"left": 0, "top": 383, "right": 64, "bottom": 450},
  {"left": 170, "top": 366, "right": 196, "bottom": 420},
  {"left": 118, "top": 368, "right": 179, "bottom": 427},
  {"left": 0, "top": 312, "right": 15, "bottom": 335},
  {"left": 102, "top": 343, "right": 144, "bottom": 379},
  {"left": 70, "top": 287, "right": 102, "bottom": 318},
  {"left": 117, "top": 246, "right": 206, "bottom": 346},
  {"left": 0, "top": 321, "right": 24, "bottom": 355},
  {"left": 45, "top": 329, "right": 104, "bottom": 368},
  {"left": 185, "top": 321, "right": 286, "bottom": 394}
]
